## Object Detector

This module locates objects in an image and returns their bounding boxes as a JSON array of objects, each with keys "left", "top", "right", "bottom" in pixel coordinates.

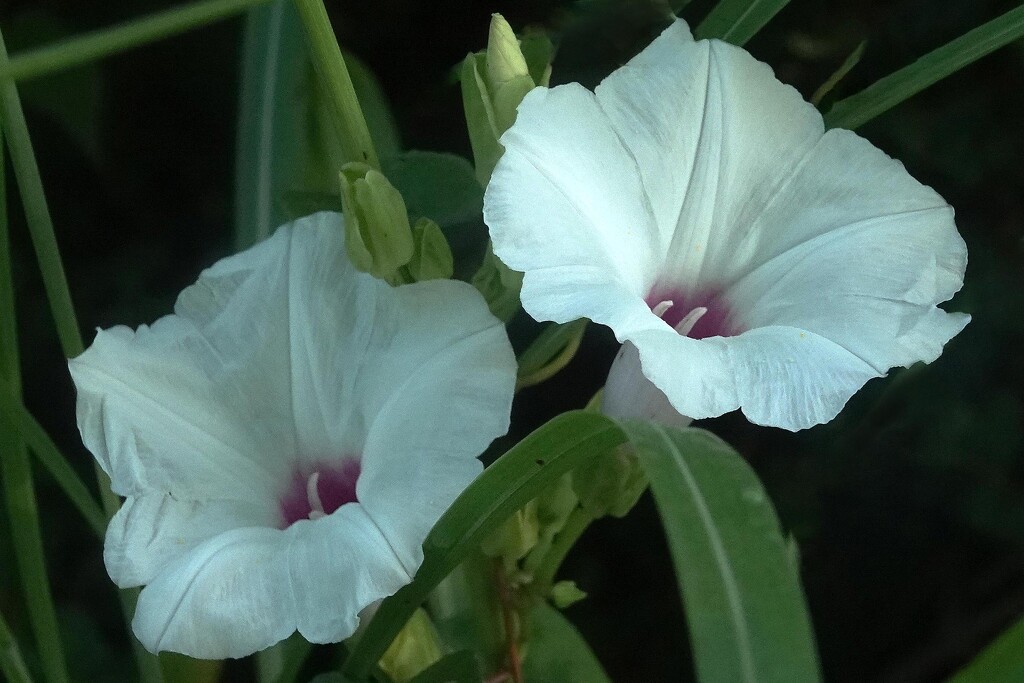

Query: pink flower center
[
  {"left": 645, "top": 286, "right": 741, "bottom": 339},
  {"left": 279, "top": 459, "right": 361, "bottom": 527}
]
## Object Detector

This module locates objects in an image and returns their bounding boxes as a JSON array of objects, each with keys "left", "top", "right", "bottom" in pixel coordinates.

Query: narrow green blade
[
  {"left": 342, "top": 411, "right": 626, "bottom": 679},
  {"left": 623, "top": 423, "right": 821, "bottom": 683},
  {"left": 694, "top": 0, "right": 792, "bottom": 46},
  {"left": 233, "top": 0, "right": 306, "bottom": 249},
  {"left": 950, "top": 615, "right": 1024, "bottom": 683},
  {"left": 825, "top": 5, "right": 1024, "bottom": 130}
]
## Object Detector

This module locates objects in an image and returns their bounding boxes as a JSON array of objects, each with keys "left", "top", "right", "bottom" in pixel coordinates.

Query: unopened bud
[
  {"left": 378, "top": 608, "right": 442, "bottom": 682},
  {"left": 339, "top": 163, "right": 413, "bottom": 283},
  {"left": 573, "top": 444, "right": 648, "bottom": 519},
  {"left": 551, "top": 580, "right": 587, "bottom": 609},
  {"left": 481, "top": 501, "right": 540, "bottom": 562}
]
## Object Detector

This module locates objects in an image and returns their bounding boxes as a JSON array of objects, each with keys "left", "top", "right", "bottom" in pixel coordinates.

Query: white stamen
[
  {"left": 306, "top": 472, "right": 326, "bottom": 520},
  {"left": 651, "top": 300, "right": 674, "bottom": 318},
  {"left": 674, "top": 307, "right": 708, "bottom": 337}
]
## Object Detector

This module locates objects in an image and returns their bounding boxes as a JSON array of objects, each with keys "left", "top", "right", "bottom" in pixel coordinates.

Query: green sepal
[
  {"left": 407, "top": 218, "right": 454, "bottom": 281},
  {"left": 471, "top": 241, "right": 523, "bottom": 322},
  {"left": 460, "top": 53, "right": 503, "bottom": 186},
  {"left": 521, "top": 30, "right": 554, "bottom": 87}
]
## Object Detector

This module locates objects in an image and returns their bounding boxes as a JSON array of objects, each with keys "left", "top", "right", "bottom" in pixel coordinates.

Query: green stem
[
  {"left": 0, "top": 27, "right": 163, "bottom": 683},
  {"left": 0, "top": 375, "right": 107, "bottom": 538},
  {"left": 0, "top": 609, "right": 33, "bottom": 683},
  {"left": 292, "top": 0, "right": 379, "bottom": 169},
  {"left": 0, "top": 30, "right": 82, "bottom": 359},
  {"left": 531, "top": 507, "right": 594, "bottom": 595},
  {"left": 0, "top": 113, "right": 69, "bottom": 683},
  {"left": 1, "top": 0, "right": 275, "bottom": 83}
]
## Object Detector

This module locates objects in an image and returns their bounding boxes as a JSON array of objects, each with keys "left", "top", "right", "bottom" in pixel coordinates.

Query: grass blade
[
  {"left": 0, "top": 608, "right": 32, "bottom": 683},
  {"left": 950, "top": 615, "right": 1024, "bottom": 682},
  {"left": 824, "top": 5, "right": 1024, "bottom": 130},
  {"left": 694, "top": 0, "right": 792, "bottom": 46}
]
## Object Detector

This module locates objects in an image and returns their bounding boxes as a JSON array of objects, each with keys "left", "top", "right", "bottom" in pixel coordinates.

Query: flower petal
[
  {"left": 592, "top": 19, "right": 823, "bottom": 287},
  {"left": 104, "top": 494, "right": 277, "bottom": 588},
  {"left": 355, "top": 279, "right": 516, "bottom": 575},
  {"left": 484, "top": 83, "right": 661, "bottom": 326},
  {"left": 726, "top": 129, "right": 969, "bottom": 371},
  {"left": 288, "top": 505, "right": 410, "bottom": 644},
  {"left": 132, "top": 527, "right": 295, "bottom": 658}
]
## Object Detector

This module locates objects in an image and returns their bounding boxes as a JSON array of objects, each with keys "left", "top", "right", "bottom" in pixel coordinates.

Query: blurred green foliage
[{"left": 0, "top": 0, "right": 1021, "bottom": 681}]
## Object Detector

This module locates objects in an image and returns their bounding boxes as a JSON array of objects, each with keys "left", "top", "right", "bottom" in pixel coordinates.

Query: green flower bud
[
  {"left": 471, "top": 241, "right": 523, "bottom": 322},
  {"left": 407, "top": 218, "right": 453, "bottom": 281},
  {"left": 486, "top": 14, "right": 530, "bottom": 91},
  {"left": 573, "top": 445, "right": 649, "bottom": 519},
  {"left": 481, "top": 501, "right": 540, "bottom": 562},
  {"left": 378, "top": 608, "right": 442, "bottom": 682},
  {"left": 550, "top": 580, "right": 587, "bottom": 609},
  {"left": 338, "top": 163, "right": 413, "bottom": 283},
  {"left": 461, "top": 15, "right": 553, "bottom": 185}
]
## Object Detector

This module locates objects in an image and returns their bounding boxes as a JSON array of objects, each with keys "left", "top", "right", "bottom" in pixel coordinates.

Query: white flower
[
  {"left": 483, "top": 20, "right": 969, "bottom": 431},
  {"left": 69, "top": 212, "right": 516, "bottom": 658}
]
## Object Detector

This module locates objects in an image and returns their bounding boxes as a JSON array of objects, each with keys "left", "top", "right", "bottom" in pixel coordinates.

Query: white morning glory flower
[
  {"left": 484, "top": 19, "right": 969, "bottom": 430},
  {"left": 69, "top": 212, "right": 516, "bottom": 658}
]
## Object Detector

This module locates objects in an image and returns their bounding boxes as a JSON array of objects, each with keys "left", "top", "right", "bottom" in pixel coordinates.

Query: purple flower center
[
  {"left": 645, "top": 286, "right": 741, "bottom": 339},
  {"left": 279, "top": 459, "right": 361, "bottom": 527}
]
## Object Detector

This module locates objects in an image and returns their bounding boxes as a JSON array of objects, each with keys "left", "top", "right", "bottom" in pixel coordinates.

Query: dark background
[{"left": 1, "top": 0, "right": 1023, "bottom": 681}]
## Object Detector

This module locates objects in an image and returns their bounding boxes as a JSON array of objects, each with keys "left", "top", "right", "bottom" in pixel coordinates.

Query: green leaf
[
  {"left": 234, "top": 0, "right": 308, "bottom": 248},
  {"left": 383, "top": 151, "right": 483, "bottom": 227},
  {"left": 408, "top": 650, "right": 480, "bottom": 683},
  {"left": 0, "top": 600, "right": 32, "bottom": 683},
  {"left": 622, "top": 423, "right": 821, "bottom": 683},
  {"left": 824, "top": 4, "right": 1024, "bottom": 130},
  {"left": 950, "top": 615, "right": 1024, "bottom": 683},
  {"left": 694, "top": 0, "right": 792, "bottom": 46},
  {"left": 342, "top": 411, "right": 626, "bottom": 679},
  {"left": 522, "top": 603, "right": 610, "bottom": 683}
]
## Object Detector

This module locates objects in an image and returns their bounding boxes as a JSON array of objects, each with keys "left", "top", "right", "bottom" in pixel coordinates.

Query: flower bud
[
  {"left": 481, "top": 501, "right": 540, "bottom": 562},
  {"left": 461, "top": 15, "right": 552, "bottom": 185},
  {"left": 338, "top": 163, "right": 413, "bottom": 283},
  {"left": 378, "top": 608, "right": 443, "bottom": 682},
  {"left": 601, "top": 342, "right": 693, "bottom": 428},
  {"left": 573, "top": 444, "right": 648, "bottom": 519},
  {"left": 407, "top": 218, "right": 453, "bottom": 281},
  {"left": 550, "top": 580, "right": 587, "bottom": 609}
]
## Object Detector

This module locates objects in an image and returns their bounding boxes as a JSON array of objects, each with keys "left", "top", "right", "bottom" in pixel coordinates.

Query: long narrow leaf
[
  {"left": 694, "top": 0, "right": 792, "bottom": 46},
  {"left": 342, "top": 411, "right": 626, "bottom": 679},
  {"left": 0, "top": 609, "right": 32, "bottom": 683},
  {"left": 950, "top": 615, "right": 1024, "bottom": 682},
  {"left": 824, "top": 4, "right": 1024, "bottom": 130},
  {"left": 623, "top": 423, "right": 821, "bottom": 683},
  {"left": 234, "top": 0, "right": 306, "bottom": 248}
]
